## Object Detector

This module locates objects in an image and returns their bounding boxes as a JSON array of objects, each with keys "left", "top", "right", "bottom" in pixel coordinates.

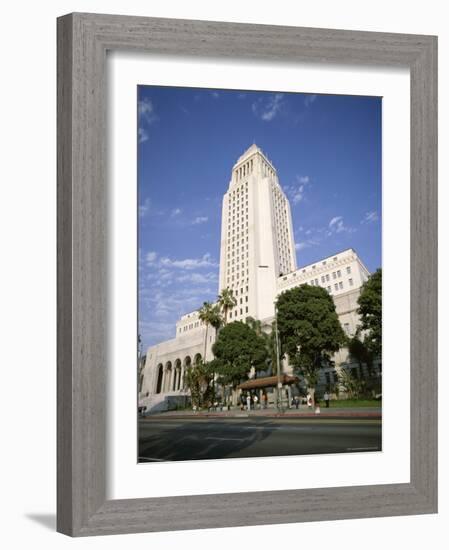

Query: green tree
[
  {"left": 347, "top": 334, "right": 374, "bottom": 375},
  {"left": 217, "top": 287, "right": 237, "bottom": 325},
  {"left": 245, "top": 316, "right": 275, "bottom": 377},
  {"left": 184, "top": 361, "right": 213, "bottom": 409},
  {"left": 338, "top": 368, "right": 366, "bottom": 399},
  {"left": 198, "top": 301, "right": 222, "bottom": 362},
  {"left": 276, "top": 284, "right": 346, "bottom": 401},
  {"left": 212, "top": 321, "right": 268, "bottom": 393},
  {"left": 357, "top": 268, "right": 382, "bottom": 358}
]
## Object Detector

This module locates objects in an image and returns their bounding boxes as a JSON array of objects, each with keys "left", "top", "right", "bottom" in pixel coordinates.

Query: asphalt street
[{"left": 138, "top": 416, "right": 382, "bottom": 462}]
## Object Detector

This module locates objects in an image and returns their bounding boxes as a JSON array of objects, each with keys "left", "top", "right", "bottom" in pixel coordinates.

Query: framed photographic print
[{"left": 57, "top": 13, "right": 437, "bottom": 536}]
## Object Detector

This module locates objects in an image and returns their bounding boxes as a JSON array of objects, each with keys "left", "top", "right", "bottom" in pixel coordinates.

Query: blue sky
[{"left": 138, "top": 86, "right": 381, "bottom": 351}]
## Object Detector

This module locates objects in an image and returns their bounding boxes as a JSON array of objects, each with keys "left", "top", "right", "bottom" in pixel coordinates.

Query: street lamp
[
  {"left": 274, "top": 302, "right": 285, "bottom": 414},
  {"left": 257, "top": 265, "right": 284, "bottom": 414}
]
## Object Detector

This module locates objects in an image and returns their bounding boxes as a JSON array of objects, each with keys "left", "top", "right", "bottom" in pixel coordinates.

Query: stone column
[
  {"left": 167, "top": 369, "right": 172, "bottom": 392},
  {"left": 161, "top": 368, "right": 167, "bottom": 393},
  {"left": 179, "top": 367, "right": 184, "bottom": 391}
]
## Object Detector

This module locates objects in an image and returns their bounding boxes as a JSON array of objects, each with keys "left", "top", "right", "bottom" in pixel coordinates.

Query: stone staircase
[{"left": 139, "top": 392, "right": 190, "bottom": 414}]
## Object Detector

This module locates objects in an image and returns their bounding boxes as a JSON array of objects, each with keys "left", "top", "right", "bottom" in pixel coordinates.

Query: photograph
[{"left": 137, "top": 85, "right": 382, "bottom": 462}]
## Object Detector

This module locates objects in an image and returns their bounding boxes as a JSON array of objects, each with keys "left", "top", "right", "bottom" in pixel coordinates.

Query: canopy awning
[{"left": 237, "top": 374, "right": 299, "bottom": 390}]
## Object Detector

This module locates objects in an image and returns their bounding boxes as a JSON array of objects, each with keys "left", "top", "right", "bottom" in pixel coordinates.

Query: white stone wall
[
  {"left": 277, "top": 248, "right": 370, "bottom": 299},
  {"left": 140, "top": 325, "right": 217, "bottom": 399},
  {"left": 218, "top": 144, "right": 298, "bottom": 323},
  {"left": 175, "top": 309, "right": 204, "bottom": 339}
]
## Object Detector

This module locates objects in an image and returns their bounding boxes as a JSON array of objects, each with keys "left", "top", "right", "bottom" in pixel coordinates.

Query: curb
[{"left": 142, "top": 411, "right": 382, "bottom": 420}]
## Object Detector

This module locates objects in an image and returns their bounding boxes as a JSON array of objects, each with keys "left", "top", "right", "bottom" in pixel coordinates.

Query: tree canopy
[
  {"left": 212, "top": 321, "right": 268, "bottom": 389},
  {"left": 246, "top": 316, "right": 277, "bottom": 376},
  {"left": 185, "top": 361, "right": 213, "bottom": 408},
  {"left": 276, "top": 284, "right": 346, "bottom": 388},
  {"left": 217, "top": 288, "right": 237, "bottom": 325},
  {"left": 198, "top": 301, "right": 222, "bottom": 360},
  {"left": 198, "top": 301, "right": 222, "bottom": 330},
  {"left": 357, "top": 268, "right": 382, "bottom": 358},
  {"left": 347, "top": 334, "right": 374, "bottom": 373}
]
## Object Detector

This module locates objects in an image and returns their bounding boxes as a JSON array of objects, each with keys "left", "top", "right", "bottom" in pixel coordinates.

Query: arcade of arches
[{"left": 155, "top": 353, "right": 203, "bottom": 394}]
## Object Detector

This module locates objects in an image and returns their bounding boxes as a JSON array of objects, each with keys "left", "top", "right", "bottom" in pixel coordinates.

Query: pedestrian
[
  {"left": 315, "top": 395, "right": 321, "bottom": 415},
  {"left": 306, "top": 393, "right": 313, "bottom": 409},
  {"left": 294, "top": 396, "right": 299, "bottom": 409},
  {"left": 246, "top": 393, "right": 251, "bottom": 411},
  {"left": 240, "top": 393, "right": 245, "bottom": 411},
  {"left": 253, "top": 393, "right": 259, "bottom": 410},
  {"left": 324, "top": 391, "right": 330, "bottom": 408},
  {"left": 263, "top": 392, "right": 268, "bottom": 409}
]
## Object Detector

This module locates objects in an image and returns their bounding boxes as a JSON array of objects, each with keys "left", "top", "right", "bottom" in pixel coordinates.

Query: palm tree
[
  {"left": 246, "top": 317, "right": 277, "bottom": 377},
  {"left": 198, "top": 301, "right": 222, "bottom": 362},
  {"left": 217, "top": 287, "right": 237, "bottom": 325},
  {"left": 245, "top": 316, "right": 263, "bottom": 336}
]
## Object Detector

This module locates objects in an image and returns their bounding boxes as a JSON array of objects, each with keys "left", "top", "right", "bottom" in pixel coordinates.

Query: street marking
[
  {"left": 272, "top": 419, "right": 381, "bottom": 425},
  {"left": 346, "top": 446, "right": 380, "bottom": 451},
  {"left": 205, "top": 436, "right": 245, "bottom": 442},
  {"left": 240, "top": 425, "right": 312, "bottom": 431}
]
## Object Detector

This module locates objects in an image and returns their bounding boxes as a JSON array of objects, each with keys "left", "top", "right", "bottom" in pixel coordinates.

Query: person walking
[
  {"left": 263, "top": 392, "right": 268, "bottom": 409},
  {"left": 306, "top": 393, "right": 313, "bottom": 410},
  {"left": 294, "top": 395, "right": 299, "bottom": 409},
  {"left": 315, "top": 395, "right": 321, "bottom": 415},
  {"left": 253, "top": 393, "right": 259, "bottom": 410},
  {"left": 324, "top": 391, "right": 330, "bottom": 408},
  {"left": 240, "top": 393, "right": 245, "bottom": 411},
  {"left": 246, "top": 393, "right": 251, "bottom": 412}
]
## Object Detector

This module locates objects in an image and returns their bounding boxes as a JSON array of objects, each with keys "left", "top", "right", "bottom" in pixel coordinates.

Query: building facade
[
  {"left": 218, "top": 144, "right": 296, "bottom": 322},
  {"left": 140, "top": 145, "right": 374, "bottom": 412}
]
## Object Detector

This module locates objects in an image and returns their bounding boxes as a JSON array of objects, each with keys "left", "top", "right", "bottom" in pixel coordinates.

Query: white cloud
[
  {"left": 252, "top": 93, "right": 284, "bottom": 122},
  {"left": 138, "top": 97, "right": 156, "bottom": 124},
  {"left": 159, "top": 253, "right": 218, "bottom": 270},
  {"left": 304, "top": 94, "right": 317, "bottom": 107},
  {"left": 137, "top": 98, "right": 157, "bottom": 142},
  {"left": 145, "top": 251, "right": 218, "bottom": 271},
  {"left": 362, "top": 211, "right": 379, "bottom": 224},
  {"left": 329, "top": 216, "right": 342, "bottom": 228},
  {"left": 210, "top": 91, "right": 220, "bottom": 99},
  {"left": 146, "top": 251, "right": 158, "bottom": 264},
  {"left": 328, "top": 216, "right": 355, "bottom": 235},
  {"left": 284, "top": 175, "right": 311, "bottom": 205},
  {"left": 138, "top": 128, "right": 149, "bottom": 144},
  {"left": 295, "top": 239, "right": 319, "bottom": 251},
  {"left": 171, "top": 208, "right": 182, "bottom": 217},
  {"left": 192, "top": 216, "right": 208, "bottom": 225},
  {"left": 177, "top": 272, "right": 218, "bottom": 284},
  {"left": 139, "top": 197, "right": 151, "bottom": 217}
]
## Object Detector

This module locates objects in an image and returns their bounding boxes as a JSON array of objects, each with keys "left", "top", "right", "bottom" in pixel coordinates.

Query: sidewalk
[{"left": 143, "top": 405, "right": 382, "bottom": 420}]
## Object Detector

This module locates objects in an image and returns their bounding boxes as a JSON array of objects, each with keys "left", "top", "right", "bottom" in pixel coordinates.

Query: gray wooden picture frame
[{"left": 57, "top": 12, "right": 438, "bottom": 537}]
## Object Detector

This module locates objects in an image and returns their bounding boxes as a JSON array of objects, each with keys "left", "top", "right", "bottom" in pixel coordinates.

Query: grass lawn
[{"left": 325, "top": 399, "right": 381, "bottom": 408}]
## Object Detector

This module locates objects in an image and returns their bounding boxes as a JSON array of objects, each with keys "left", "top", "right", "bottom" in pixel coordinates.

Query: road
[{"left": 138, "top": 416, "right": 381, "bottom": 462}]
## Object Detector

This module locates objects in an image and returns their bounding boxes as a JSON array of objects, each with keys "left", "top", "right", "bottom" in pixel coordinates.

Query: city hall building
[{"left": 139, "top": 145, "right": 372, "bottom": 412}]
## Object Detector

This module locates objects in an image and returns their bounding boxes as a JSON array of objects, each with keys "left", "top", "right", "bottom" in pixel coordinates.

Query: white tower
[{"left": 218, "top": 144, "right": 297, "bottom": 322}]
